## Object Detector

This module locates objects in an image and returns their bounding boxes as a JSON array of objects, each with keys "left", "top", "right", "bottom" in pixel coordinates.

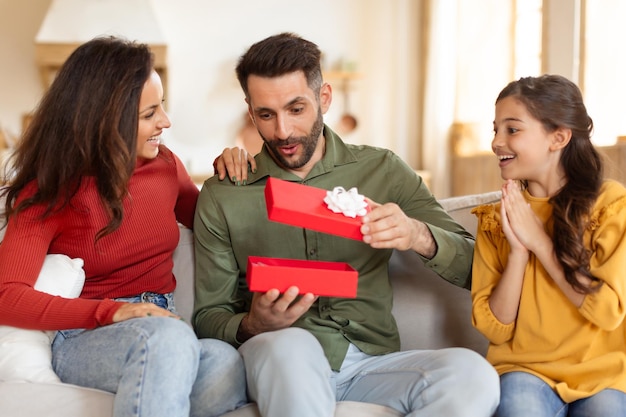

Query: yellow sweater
[{"left": 471, "top": 180, "right": 626, "bottom": 402}]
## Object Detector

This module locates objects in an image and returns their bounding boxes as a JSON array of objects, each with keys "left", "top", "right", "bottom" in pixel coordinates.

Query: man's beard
[{"left": 260, "top": 109, "right": 324, "bottom": 170}]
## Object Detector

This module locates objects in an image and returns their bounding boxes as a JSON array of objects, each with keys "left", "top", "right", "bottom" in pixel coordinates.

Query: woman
[{"left": 0, "top": 36, "right": 247, "bottom": 417}]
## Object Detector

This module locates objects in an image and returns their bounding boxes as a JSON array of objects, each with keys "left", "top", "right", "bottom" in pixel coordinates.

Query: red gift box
[
  {"left": 246, "top": 256, "right": 358, "bottom": 298},
  {"left": 264, "top": 177, "right": 366, "bottom": 240}
]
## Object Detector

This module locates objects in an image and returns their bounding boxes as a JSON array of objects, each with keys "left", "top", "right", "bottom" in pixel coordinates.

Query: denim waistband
[
  {"left": 115, "top": 291, "right": 176, "bottom": 312},
  {"left": 54, "top": 292, "right": 177, "bottom": 345}
]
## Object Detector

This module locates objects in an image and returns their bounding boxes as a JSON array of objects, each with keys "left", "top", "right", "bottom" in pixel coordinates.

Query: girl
[{"left": 471, "top": 74, "right": 626, "bottom": 416}]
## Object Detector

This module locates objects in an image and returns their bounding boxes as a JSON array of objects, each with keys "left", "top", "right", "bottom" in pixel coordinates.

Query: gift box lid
[{"left": 264, "top": 177, "right": 365, "bottom": 240}]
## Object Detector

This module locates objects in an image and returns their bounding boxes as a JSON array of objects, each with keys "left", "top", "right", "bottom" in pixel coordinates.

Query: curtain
[
  {"left": 418, "top": 0, "right": 514, "bottom": 197},
  {"left": 419, "top": 0, "right": 458, "bottom": 198}
]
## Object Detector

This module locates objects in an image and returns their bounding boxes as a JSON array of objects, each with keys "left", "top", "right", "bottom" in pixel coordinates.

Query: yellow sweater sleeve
[
  {"left": 578, "top": 180, "right": 626, "bottom": 330},
  {"left": 470, "top": 203, "right": 516, "bottom": 345}
]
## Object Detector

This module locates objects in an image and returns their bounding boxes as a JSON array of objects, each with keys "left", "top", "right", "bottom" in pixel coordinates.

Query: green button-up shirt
[{"left": 193, "top": 126, "right": 474, "bottom": 370}]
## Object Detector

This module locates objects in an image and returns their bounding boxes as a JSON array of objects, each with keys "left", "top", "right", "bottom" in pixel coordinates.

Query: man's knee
[
  {"left": 239, "top": 328, "right": 329, "bottom": 379},
  {"left": 241, "top": 327, "right": 320, "bottom": 360}
]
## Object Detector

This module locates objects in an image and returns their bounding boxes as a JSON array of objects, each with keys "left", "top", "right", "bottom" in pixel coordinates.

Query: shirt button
[{"left": 309, "top": 248, "right": 317, "bottom": 256}]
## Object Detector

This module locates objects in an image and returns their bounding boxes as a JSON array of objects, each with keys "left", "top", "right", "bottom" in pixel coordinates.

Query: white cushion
[
  {"left": 0, "top": 381, "right": 113, "bottom": 417},
  {"left": 0, "top": 255, "right": 85, "bottom": 383},
  {"left": 221, "top": 401, "right": 402, "bottom": 417}
]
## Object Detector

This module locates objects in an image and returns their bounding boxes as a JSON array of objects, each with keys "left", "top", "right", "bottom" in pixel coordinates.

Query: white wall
[
  {"left": 0, "top": 0, "right": 51, "bottom": 146},
  {"left": 0, "top": 0, "right": 419, "bottom": 178}
]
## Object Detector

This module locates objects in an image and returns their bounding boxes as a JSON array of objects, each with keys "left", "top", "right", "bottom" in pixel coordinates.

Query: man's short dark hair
[{"left": 236, "top": 32, "right": 323, "bottom": 98}]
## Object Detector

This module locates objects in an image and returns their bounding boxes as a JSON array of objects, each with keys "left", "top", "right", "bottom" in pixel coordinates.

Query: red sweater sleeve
[{"left": 0, "top": 199, "right": 121, "bottom": 330}]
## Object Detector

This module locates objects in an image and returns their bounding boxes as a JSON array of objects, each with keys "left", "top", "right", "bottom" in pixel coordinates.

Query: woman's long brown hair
[
  {"left": 2, "top": 36, "right": 154, "bottom": 241},
  {"left": 497, "top": 75, "right": 603, "bottom": 293}
]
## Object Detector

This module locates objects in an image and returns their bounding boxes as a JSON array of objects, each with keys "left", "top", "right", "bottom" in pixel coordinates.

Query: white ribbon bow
[{"left": 323, "top": 186, "right": 368, "bottom": 218}]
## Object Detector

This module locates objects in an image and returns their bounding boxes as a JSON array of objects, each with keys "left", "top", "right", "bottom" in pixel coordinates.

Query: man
[{"left": 193, "top": 32, "right": 499, "bottom": 417}]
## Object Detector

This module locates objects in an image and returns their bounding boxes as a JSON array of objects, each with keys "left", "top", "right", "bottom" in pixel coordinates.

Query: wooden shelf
[{"left": 34, "top": 42, "right": 168, "bottom": 101}]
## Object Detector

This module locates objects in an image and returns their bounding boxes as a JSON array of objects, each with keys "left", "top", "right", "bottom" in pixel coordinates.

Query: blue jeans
[
  {"left": 51, "top": 292, "right": 247, "bottom": 417},
  {"left": 497, "top": 371, "right": 626, "bottom": 417},
  {"left": 239, "top": 327, "right": 500, "bottom": 417}
]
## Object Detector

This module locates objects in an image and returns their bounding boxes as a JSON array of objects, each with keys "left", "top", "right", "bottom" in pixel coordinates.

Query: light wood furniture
[
  {"left": 599, "top": 143, "right": 626, "bottom": 183},
  {"left": 450, "top": 143, "right": 626, "bottom": 196},
  {"left": 0, "top": 128, "right": 7, "bottom": 151},
  {"left": 451, "top": 152, "right": 501, "bottom": 196}
]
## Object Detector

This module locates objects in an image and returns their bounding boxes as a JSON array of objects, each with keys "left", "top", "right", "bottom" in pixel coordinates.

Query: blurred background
[{"left": 1, "top": 0, "right": 624, "bottom": 197}]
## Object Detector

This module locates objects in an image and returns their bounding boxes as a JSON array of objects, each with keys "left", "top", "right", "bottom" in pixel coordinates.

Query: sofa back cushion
[
  {"left": 389, "top": 191, "right": 501, "bottom": 355},
  {"left": 441, "top": 191, "right": 502, "bottom": 235},
  {"left": 173, "top": 226, "right": 195, "bottom": 323}
]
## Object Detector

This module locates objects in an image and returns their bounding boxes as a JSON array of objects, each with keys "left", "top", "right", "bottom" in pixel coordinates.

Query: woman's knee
[
  {"left": 52, "top": 318, "right": 202, "bottom": 391},
  {"left": 129, "top": 317, "right": 201, "bottom": 361}
]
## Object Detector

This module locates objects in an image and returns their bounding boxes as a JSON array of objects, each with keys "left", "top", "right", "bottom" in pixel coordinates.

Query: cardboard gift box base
[
  {"left": 265, "top": 177, "right": 366, "bottom": 240},
  {"left": 246, "top": 256, "right": 358, "bottom": 298}
]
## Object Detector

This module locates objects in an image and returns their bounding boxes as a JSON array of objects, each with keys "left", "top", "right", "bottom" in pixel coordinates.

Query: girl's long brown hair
[
  {"left": 497, "top": 74, "right": 603, "bottom": 293},
  {"left": 2, "top": 36, "right": 153, "bottom": 241}
]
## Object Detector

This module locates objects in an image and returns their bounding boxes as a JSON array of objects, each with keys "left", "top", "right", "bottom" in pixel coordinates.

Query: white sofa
[{"left": 0, "top": 190, "right": 502, "bottom": 417}]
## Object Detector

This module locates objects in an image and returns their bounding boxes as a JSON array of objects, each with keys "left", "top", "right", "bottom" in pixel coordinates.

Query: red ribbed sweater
[{"left": 0, "top": 146, "right": 199, "bottom": 330}]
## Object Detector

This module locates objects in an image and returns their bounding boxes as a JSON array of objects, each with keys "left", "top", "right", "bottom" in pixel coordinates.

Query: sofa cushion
[
  {"left": 0, "top": 381, "right": 400, "bottom": 417},
  {"left": 390, "top": 250, "right": 488, "bottom": 354},
  {"left": 389, "top": 190, "right": 501, "bottom": 354},
  {"left": 0, "top": 255, "right": 85, "bottom": 383},
  {"left": 0, "top": 381, "right": 113, "bottom": 417},
  {"left": 173, "top": 225, "right": 195, "bottom": 323},
  {"left": 440, "top": 190, "right": 501, "bottom": 235},
  {"left": 221, "top": 401, "right": 402, "bottom": 417}
]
